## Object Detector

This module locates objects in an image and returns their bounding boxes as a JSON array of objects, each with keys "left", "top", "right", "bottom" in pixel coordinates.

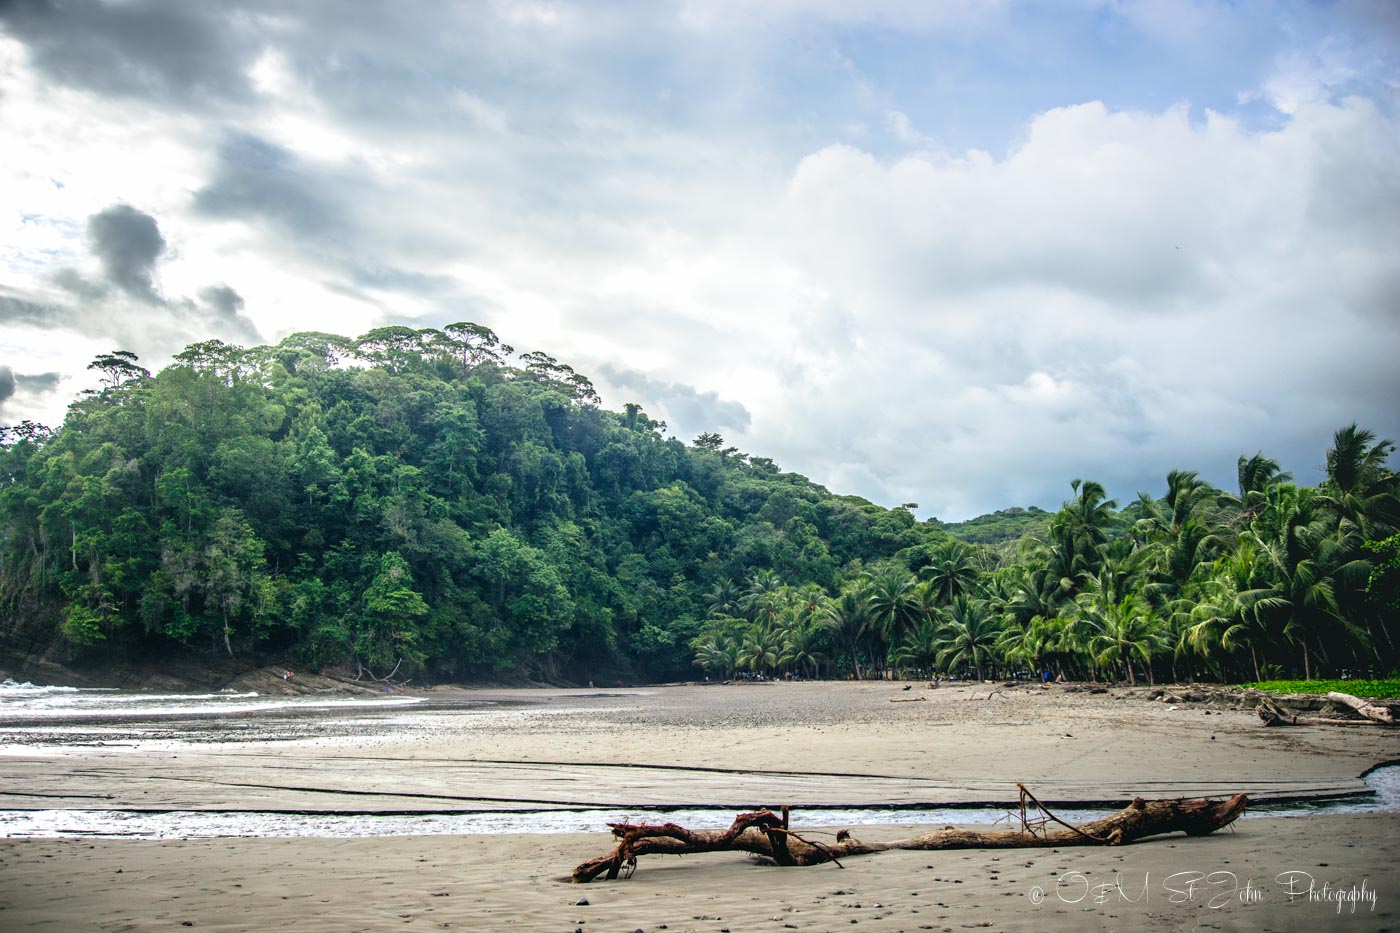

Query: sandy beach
[{"left": 2, "top": 680, "right": 1398, "bottom": 930}]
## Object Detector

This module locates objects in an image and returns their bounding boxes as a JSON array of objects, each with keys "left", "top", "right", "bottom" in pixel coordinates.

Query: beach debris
[
  {"left": 890, "top": 696, "right": 926, "bottom": 703},
  {"left": 1257, "top": 691, "right": 1398, "bottom": 727},
  {"left": 1257, "top": 696, "right": 1297, "bottom": 726},
  {"left": 571, "top": 786, "right": 1249, "bottom": 883},
  {"left": 1327, "top": 691, "right": 1397, "bottom": 725}
]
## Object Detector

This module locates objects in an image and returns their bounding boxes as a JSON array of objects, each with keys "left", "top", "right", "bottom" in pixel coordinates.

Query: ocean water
[
  {"left": 0, "top": 678, "right": 423, "bottom": 720},
  {"left": 1, "top": 770, "right": 1394, "bottom": 840},
  {"left": 1, "top": 678, "right": 1394, "bottom": 840}
]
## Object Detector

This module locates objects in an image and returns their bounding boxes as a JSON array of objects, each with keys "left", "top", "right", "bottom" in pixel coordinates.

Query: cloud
[
  {"left": 0, "top": 292, "right": 59, "bottom": 326},
  {"left": 0, "top": 1, "right": 1396, "bottom": 520},
  {"left": 748, "top": 96, "right": 1400, "bottom": 517},
  {"left": 0, "top": 0, "right": 258, "bottom": 107},
  {"left": 4, "top": 205, "right": 263, "bottom": 373},
  {"left": 199, "top": 283, "right": 244, "bottom": 318},
  {"left": 0, "top": 364, "right": 65, "bottom": 419},
  {"left": 87, "top": 204, "right": 166, "bottom": 303},
  {"left": 193, "top": 284, "right": 261, "bottom": 345},
  {"left": 193, "top": 134, "right": 345, "bottom": 238},
  {"left": 596, "top": 364, "right": 753, "bottom": 441}
]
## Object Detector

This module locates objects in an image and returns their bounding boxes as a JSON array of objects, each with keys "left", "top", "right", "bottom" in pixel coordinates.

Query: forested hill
[
  {"left": 0, "top": 326, "right": 948, "bottom": 681},
  {"left": 1, "top": 325, "right": 1396, "bottom": 686},
  {"left": 939, "top": 507, "right": 1052, "bottom": 549}
]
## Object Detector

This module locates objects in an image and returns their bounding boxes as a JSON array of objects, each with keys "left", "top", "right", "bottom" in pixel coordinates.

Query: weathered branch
[
  {"left": 1259, "top": 692, "right": 1398, "bottom": 727},
  {"left": 1327, "top": 692, "right": 1397, "bottom": 725},
  {"left": 572, "top": 790, "right": 1248, "bottom": 883}
]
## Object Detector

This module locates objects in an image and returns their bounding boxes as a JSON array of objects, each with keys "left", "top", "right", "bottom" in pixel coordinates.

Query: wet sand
[{"left": 2, "top": 680, "right": 1398, "bottom": 930}]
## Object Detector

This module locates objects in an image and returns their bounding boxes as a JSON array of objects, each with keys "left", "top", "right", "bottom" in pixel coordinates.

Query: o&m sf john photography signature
[{"left": 1028, "top": 869, "right": 1378, "bottom": 914}]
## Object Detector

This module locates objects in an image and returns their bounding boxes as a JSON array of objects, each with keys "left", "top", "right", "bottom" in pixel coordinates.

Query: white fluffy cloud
[{"left": 728, "top": 98, "right": 1400, "bottom": 517}]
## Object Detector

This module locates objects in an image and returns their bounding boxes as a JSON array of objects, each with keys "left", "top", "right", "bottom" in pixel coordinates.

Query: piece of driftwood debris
[
  {"left": 1258, "top": 692, "right": 1398, "bottom": 727},
  {"left": 1257, "top": 696, "right": 1298, "bottom": 726},
  {"left": 1327, "top": 692, "right": 1397, "bottom": 725},
  {"left": 890, "top": 696, "right": 926, "bottom": 703},
  {"left": 571, "top": 786, "right": 1248, "bottom": 883}
]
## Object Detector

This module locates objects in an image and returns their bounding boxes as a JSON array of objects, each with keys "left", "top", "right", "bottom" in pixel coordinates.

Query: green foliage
[
  {"left": 1241, "top": 679, "right": 1400, "bottom": 699},
  {"left": 941, "top": 506, "right": 1051, "bottom": 548},
  {"left": 0, "top": 328, "right": 943, "bottom": 681},
  {"left": 1, "top": 331, "right": 1394, "bottom": 686}
]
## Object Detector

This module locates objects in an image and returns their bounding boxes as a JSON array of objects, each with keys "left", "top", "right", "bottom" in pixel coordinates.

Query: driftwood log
[
  {"left": 1328, "top": 692, "right": 1398, "bottom": 725},
  {"left": 572, "top": 786, "right": 1248, "bottom": 883},
  {"left": 1258, "top": 691, "right": 1398, "bottom": 727}
]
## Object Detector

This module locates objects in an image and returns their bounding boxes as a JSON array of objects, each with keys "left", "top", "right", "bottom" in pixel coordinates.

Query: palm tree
[
  {"left": 1183, "top": 542, "right": 1276, "bottom": 681},
  {"left": 692, "top": 635, "right": 740, "bottom": 679},
  {"left": 705, "top": 578, "right": 742, "bottom": 618},
  {"left": 780, "top": 622, "right": 827, "bottom": 678},
  {"left": 933, "top": 595, "right": 1002, "bottom": 680},
  {"left": 1219, "top": 452, "right": 1291, "bottom": 527},
  {"left": 1134, "top": 471, "right": 1225, "bottom": 606},
  {"left": 1249, "top": 489, "right": 1371, "bottom": 679},
  {"left": 1048, "top": 478, "right": 1118, "bottom": 585},
  {"left": 741, "top": 570, "right": 786, "bottom": 629},
  {"left": 892, "top": 616, "right": 942, "bottom": 677},
  {"left": 738, "top": 625, "right": 781, "bottom": 675},
  {"left": 920, "top": 540, "right": 981, "bottom": 605},
  {"left": 862, "top": 565, "right": 921, "bottom": 671},
  {"left": 1322, "top": 424, "right": 1399, "bottom": 539},
  {"left": 996, "top": 616, "right": 1051, "bottom": 678},
  {"left": 1003, "top": 559, "right": 1072, "bottom": 629},
  {"left": 1086, "top": 594, "right": 1165, "bottom": 686},
  {"left": 823, "top": 587, "right": 872, "bottom": 679}
]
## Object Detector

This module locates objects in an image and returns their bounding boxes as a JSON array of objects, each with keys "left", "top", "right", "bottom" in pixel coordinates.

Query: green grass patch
[{"left": 1240, "top": 678, "right": 1400, "bottom": 699}]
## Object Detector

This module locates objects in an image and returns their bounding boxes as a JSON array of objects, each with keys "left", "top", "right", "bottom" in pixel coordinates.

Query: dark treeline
[{"left": 0, "top": 325, "right": 1396, "bottom": 685}]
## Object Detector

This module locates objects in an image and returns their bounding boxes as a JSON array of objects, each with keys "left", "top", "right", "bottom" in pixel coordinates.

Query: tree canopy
[{"left": 1, "top": 326, "right": 1394, "bottom": 686}]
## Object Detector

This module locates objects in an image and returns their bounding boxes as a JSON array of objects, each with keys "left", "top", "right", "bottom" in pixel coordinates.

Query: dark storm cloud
[
  {"left": 0, "top": 292, "right": 60, "bottom": 325},
  {"left": 86, "top": 205, "right": 166, "bottom": 303},
  {"left": 598, "top": 364, "right": 752, "bottom": 438},
  {"left": 199, "top": 283, "right": 245, "bottom": 318},
  {"left": 5, "top": 206, "right": 261, "bottom": 348},
  {"left": 16, "top": 370, "right": 63, "bottom": 393},
  {"left": 0, "top": 364, "right": 65, "bottom": 416},
  {"left": 51, "top": 267, "right": 108, "bottom": 301},
  {"left": 195, "top": 285, "right": 261, "bottom": 344},
  {"left": 193, "top": 134, "right": 345, "bottom": 238},
  {"left": 0, "top": 0, "right": 257, "bottom": 105}
]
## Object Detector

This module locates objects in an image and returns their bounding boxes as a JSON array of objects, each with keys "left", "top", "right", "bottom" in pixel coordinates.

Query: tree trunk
[
  {"left": 573, "top": 791, "right": 1249, "bottom": 883},
  {"left": 1327, "top": 692, "right": 1398, "bottom": 725}
]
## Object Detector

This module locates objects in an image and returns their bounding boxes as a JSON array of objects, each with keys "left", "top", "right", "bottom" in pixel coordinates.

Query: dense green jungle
[{"left": 1, "top": 325, "right": 1395, "bottom": 686}]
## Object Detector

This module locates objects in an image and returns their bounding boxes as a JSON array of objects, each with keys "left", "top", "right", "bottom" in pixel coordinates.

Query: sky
[{"left": 1, "top": 0, "right": 1398, "bottom": 522}]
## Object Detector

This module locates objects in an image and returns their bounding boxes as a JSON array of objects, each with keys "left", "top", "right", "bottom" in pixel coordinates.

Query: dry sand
[{"left": 2, "top": 680, "right": 1398, "bottom": 930}]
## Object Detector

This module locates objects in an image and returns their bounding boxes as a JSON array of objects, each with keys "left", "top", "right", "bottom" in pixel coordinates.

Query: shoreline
[
  {"left": 2, "top": 681, "right": 1397, "bottom": 929},
  {"left": 3, "top": 814, "right": 1396, "bottom": 931}
]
